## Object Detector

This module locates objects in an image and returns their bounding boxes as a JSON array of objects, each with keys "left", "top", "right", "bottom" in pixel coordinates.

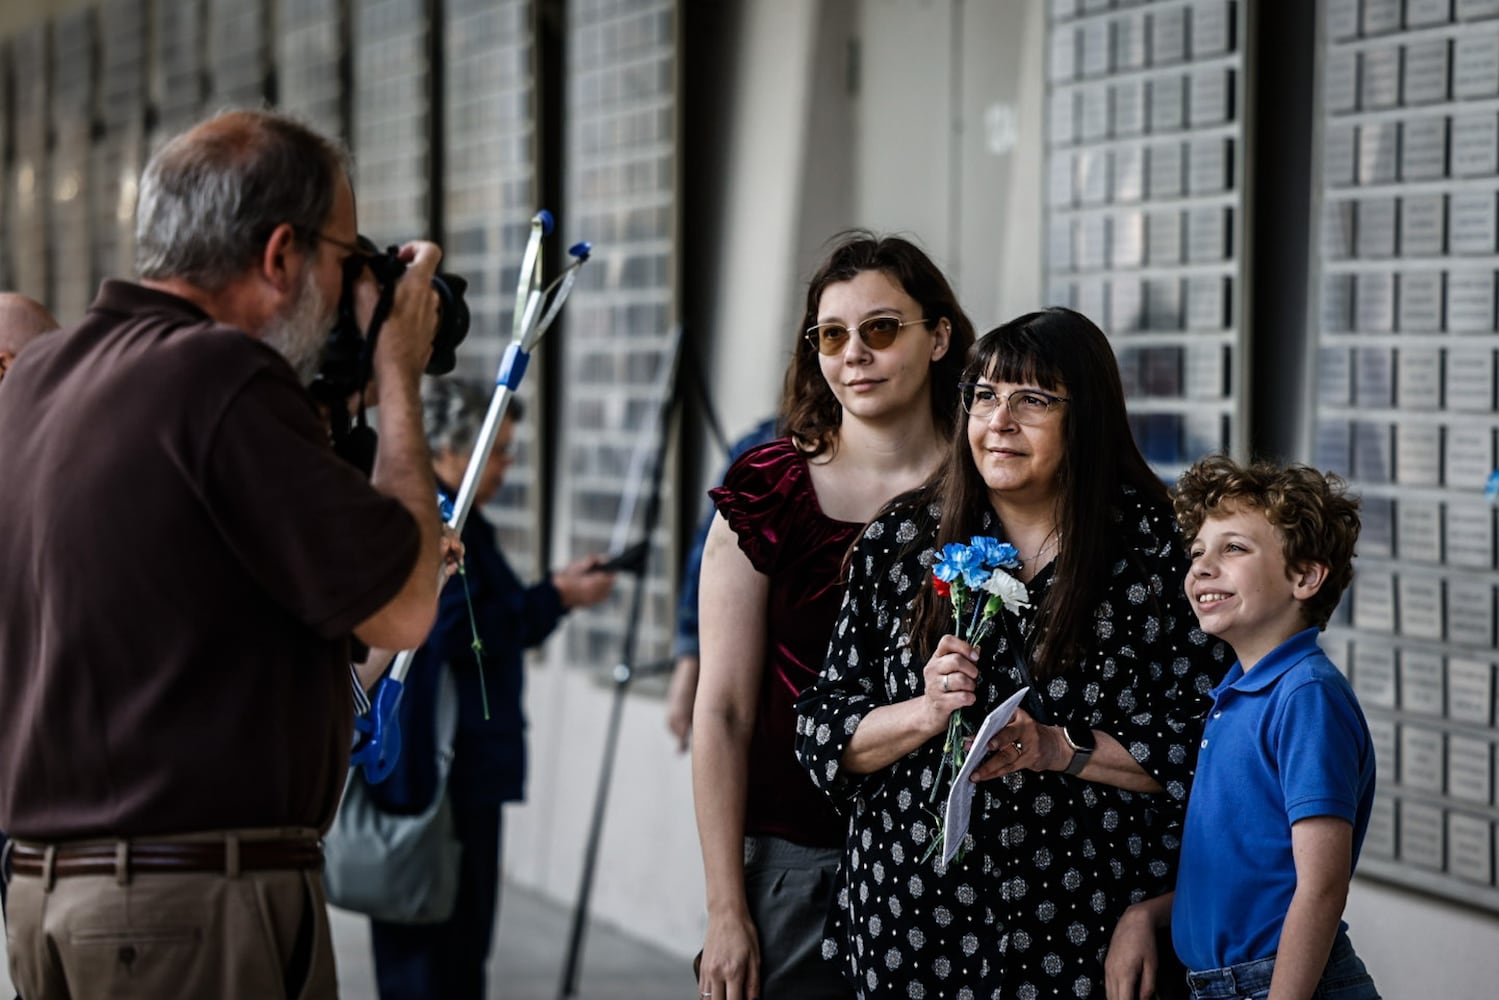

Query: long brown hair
[
  {"left": 780, "top": 231, "right": 976, "bottom": 458},
  {"left": 905, "top": 308, "right": 1166, "bottom": 679}
]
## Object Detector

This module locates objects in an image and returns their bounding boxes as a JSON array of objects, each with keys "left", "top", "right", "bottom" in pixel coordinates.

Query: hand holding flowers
[{"left": 923, "top": 535, "right": 1030, "bottom": 863}]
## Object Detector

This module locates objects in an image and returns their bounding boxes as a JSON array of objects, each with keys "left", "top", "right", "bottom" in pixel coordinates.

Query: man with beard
[{"left": 0, "top": 109, "right": 446, "bottom": 1000}]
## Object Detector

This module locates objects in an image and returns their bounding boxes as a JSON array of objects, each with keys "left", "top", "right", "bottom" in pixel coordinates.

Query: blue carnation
[
  {"left": 933, "top": 542, "right": 975, "bottom": 583},
  {"left": 969, "top": 535, "right": 1021, "bottom": 571}
]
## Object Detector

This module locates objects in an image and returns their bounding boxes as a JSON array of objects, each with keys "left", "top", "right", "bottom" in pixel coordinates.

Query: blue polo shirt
[{"left": 1172, "top": 628, "right": 1375, "bottom": 972}]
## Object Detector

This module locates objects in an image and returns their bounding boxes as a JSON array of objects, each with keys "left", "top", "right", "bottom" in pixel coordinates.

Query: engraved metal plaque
[
  {"left": 1445, "top": 346, "right": 1496, "bottom": 410},
  {"left": 1355, "top": 271, "right": 1397, "bottom": 332},
  {"left": 1188, "top": 137, "right": 1233, "bottom": 195},
  {"left": 1318, "top": 347, "right": 1353, "bottom": 405},
  {"left": 1147, "top": 209, "right": 1183, "bottom": 265},
  {"left": 1316, "top": 419, "right": 1353, "bottom": 474},
  {"left": 1397, "top": 424, "right": 1444, "bottom": 486},
  {"left": 1405, "top": 37, "right": 1453, "bottom": 105},
  {"left": 1365, "top": 794, "right": 1398, "bottom": 859},
  {"left": 1189, "top": 68, "right": 1233, "bottom": 127},
  {"left": 1114, "top": 145, "right": 1145, "bottom": 202},
  {"left": 1397, "top": 349, "right": 1442, "bottom": 409},
  {"left": 1326, "top": 49, "right": 1359, "bottom": 112},
  {"left": 1445, "top": 270, "right": 1495, "bottom": 332},
  {"left": 1352, "top": 568, "right": 1397, "bottom": 631},
  {"left": 1185, "top": 275, "right": 1229, "bottom": 329},
  {"left": 1151, "top": 74, "right": 1186, "bottom": 132},
  {"left": 1363, "top": 496, "right": 1396, "bottom": 558},
  {"left": 1400, "top": 117, "right": 1448, "bottom": 182},
  {"left": 1448, "top": 657, "right": 1495, "bottom": 726},
  {"left": 1077, "top": 214, "right": 1108, "bottom": 270},
  {"left": 1399, "top": 573, "right": 1446, "bottom": 639},
  {"left": 1145, "top": 277, "right": 1184, "bottom": 329},
  {"left": 1110, "top": 278, "right": 1144, "bottom": 332},
  {"left": 1149, "top": 143, "right": 1186, "bottom": 198},
  {"left": 1050, "top": 90, "right": 1078, "bottom": 149},
  {"left": 1077, "top": 148, "right": 1110, "bottom": 205},
  {"left": 1370, "top": 717, "right": 1400, "bottom": 788},
  {"left": 1114, "top": 79, "right": 1146, "bottom": 138},
  {"left": 1449, "top": 736, "right": 1495, "bottom": 806},
  {"left": 1401, "top": 647, "right": 1446, "bottom": 716},
  {"left": 1080, "top": 85, "right": 1110, "bottom": 142},
  {"left": 1445, "top": 499, "right": 1495, "bottom": 569},
  {"left": 1399, "top": 271, "right": 1445, "bottom": 331},
  {"left": 1323, "top": 274, "right": 1354, "bottom": 331},
  {"left": 1361, "top": 45, "right": 1402, "bottom": 110},
  {"left": 1358, "top": 122, "right": 1400, "bottom": 185},
  {"left": 1324, "top": 0, "right": 1360, "bottom": 40},
  {"left": 1451, "top": 113, "right": 1499, "bottom": 177},
  {"left": 1398, "top": 498, "right": 1444, "bottom": 563},
  {"left": 1450, "top": 190, "right": 1498, "bottom": 256},
  {"left": 1354, "top": 421, "right": 1394, "bottom": 483},
  {"left": 1447, "top": 578, "right": 1496, "bottom": 647},
  {"left": 1400, "top": 723, "right": 1448, "bottom": 792},
  {"left": 1445, "top": 423, "right": 1495, "bottom": 489},
  {"left": 1357, "top": 197, "right": 1398, "bottom": 258},
  {"left": 1448, "top": 811, "right": 1495, "bottom": 884},
  {"left": 1113, "top": 12, "right": 1147, "bottom": 72},
  {"left": 1407, "top": 0, "right": 1455, "bottom": 25},
  {"left": 1324, "top": 201, "right": 1356, "bottom": 259},
  {"left": 1355, "top": 641, "right": 1399, "bottom": 709},
  {"left": 1150, "top": 5, "right": 1188, "bottom": 66},
  {"left": 1111, "top": 210, "right": 1144, "bottom": 268},
  {"left": 1400, "top": 194, "right": 1447, "bottom": 257},
  {"left": 1326, "top": 124, "right": 1357, "bottom": 187},
  {"left": 1356, "top": 346, "right": 1395, "bottom": 407},
  {"left": 1186, "top": 206, "right": 1231, "bottom": 262},
  {"left": 1362, "top": 0, "right": 1405, "bottom": 35},
  {"left": 1454, "top": 32, "right": 1499, "bottom": 99}
]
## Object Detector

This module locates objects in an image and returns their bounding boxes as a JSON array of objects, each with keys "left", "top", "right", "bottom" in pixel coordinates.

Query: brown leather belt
[{"left": 8, "top": 838, "right": 323, "bottom": 879}]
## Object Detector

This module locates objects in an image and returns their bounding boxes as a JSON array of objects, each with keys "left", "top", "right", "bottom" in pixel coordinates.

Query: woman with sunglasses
[
  {"left": 794, "top": 308, "right": 1229, "bottom": 999},
  {"left": 693, "top": 232, "right": 975, "bottom": 1000}
]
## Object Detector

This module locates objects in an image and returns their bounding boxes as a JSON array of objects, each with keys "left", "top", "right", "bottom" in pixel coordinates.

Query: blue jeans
[{"left": 1186, "top": 932, "right": 1379, "bottom": 1000}]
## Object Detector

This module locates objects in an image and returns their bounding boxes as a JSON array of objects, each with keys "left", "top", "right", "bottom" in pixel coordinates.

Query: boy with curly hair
[{"left": 1106, "top": 455, "right": 1380, "bottom": 1000}]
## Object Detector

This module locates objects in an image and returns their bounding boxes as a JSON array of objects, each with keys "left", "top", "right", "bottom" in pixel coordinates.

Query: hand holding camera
[{"left": 370, "top": 240, "right": 445, "bottom": 388}]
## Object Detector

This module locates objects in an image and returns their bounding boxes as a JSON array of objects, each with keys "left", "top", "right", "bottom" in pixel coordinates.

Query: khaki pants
[{"left": 3, "top": 829, "right": 337, "bottom": 1000}]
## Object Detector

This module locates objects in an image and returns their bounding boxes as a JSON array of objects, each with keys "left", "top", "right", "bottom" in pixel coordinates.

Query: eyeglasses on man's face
[
  {"left": 804, "top": 315, "right": 929, "bottom": 356},
  {"left": 959, "top": 383, "right": 1070, "bottom": 425}
]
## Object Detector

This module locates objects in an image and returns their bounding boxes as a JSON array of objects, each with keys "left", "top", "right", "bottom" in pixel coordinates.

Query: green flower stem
[{"left": 457, "top": 560, "right": 490, "bottom": 721}]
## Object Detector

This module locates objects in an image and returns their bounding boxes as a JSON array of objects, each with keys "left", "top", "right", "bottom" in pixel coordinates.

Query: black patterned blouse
[{"left": 794, "top": 484, "right": 1229, "bottom": 999}]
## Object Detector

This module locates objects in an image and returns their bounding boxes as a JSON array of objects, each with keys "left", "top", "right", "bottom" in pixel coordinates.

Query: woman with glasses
[
  {"left": 693, "top": 232, "right": 976, "bottom": 1000},
  {"left": 795, "top": 308, "right": 1228, "bottom": 999}
]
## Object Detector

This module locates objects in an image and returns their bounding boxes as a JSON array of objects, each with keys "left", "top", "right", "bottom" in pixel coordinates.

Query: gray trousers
[{"left": 743, "top": 835, "right": 851, "bottom": 999}]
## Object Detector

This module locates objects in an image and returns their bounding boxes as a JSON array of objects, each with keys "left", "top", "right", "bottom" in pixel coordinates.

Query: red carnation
[{"left": 933, "top": 576, "right": 951, "bottom": 598}]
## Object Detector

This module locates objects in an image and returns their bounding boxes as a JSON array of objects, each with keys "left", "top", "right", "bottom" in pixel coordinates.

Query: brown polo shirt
[{"left": 0, "top": 280, "right": 419, "bottom": 839}]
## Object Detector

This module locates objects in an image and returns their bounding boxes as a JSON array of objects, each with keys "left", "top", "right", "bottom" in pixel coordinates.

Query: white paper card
[{"left": 942, "top": 686, "right": 1031, "bottom": 863}]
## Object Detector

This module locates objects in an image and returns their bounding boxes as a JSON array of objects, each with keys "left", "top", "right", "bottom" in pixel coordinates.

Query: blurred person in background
[{"left": 366, "top": 377, "right": 615, "bottom": 1000}]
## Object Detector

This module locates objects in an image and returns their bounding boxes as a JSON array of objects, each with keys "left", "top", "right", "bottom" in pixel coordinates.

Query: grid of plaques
[
  {"left": 8, "top": 24, "right": 49, "bottom": 305},
  {"left": 352, "top": 0, "right": 431, "bottom": 243},
  {"left": 1045, "top": 0, "right": 1245, "bottom": 475},
  {"left": 562, "top": 0, "right": 678, "bottom": 668},
  {"left": 1315, "top": 0, "right": 1499, "bottom": 912},
  {"left": 443, "top": 0, "right": 543, "bottom": 582},
  {"left": 52, "top": 11, "right": 97, "bottom": 322},
  {"left": 90, "top": 0, "right": 148, "bottom": 292},
  {"left": 208, "top": 0, "right": 269, "bottom": 108},
  {"left": 275, "top": 0, "right": 345, "bottom": 138}
]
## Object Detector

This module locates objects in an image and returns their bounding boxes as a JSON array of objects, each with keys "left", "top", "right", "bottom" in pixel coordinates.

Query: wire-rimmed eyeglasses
[
  {"left": 804, "top": 315, "right": 929, "bottom": 356},
  {"left": 959, "top": 383, "right": 1070, "bottom": 425}
]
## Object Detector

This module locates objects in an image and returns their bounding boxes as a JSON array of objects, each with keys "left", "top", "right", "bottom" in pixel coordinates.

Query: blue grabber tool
[{"left": 350, "top": 210, "right": 592, "bottom": 784}]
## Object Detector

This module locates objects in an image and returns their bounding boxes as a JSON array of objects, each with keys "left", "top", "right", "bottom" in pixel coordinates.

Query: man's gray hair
[
  {"left": 421, "top": 376, "right": 524, "bottom": 456},
  {"left": 135, "top": 109, "right": 352, "bottom": 290}
]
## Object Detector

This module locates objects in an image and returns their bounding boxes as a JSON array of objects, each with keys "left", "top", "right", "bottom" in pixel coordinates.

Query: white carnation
[{"left": 983, "top": 569, "right": 1031, "bottom": 610}]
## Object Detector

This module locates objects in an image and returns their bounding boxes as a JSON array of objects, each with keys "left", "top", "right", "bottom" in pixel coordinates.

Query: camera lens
[{"left": 426, "top": 273, "right": 470, "bottom": 376}]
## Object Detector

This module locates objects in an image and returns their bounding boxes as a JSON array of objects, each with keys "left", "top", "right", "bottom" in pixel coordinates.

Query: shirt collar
[{"left": 1212, "top": 627, "right": 1323, "bottom": 697}]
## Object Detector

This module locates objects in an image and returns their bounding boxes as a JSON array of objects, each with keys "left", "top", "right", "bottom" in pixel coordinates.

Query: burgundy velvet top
[{"left": 708, "top": 437, "right": 858, "bottom": 849}]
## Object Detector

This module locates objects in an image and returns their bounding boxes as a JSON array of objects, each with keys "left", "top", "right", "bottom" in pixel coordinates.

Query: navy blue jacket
[{"left": 369, "top": 490, "right": 566, "bottom": 813}]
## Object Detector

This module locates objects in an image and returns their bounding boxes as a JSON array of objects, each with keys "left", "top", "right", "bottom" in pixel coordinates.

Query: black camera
[{"left": 312, "top": 235, "right": 471, "bottom": 472}]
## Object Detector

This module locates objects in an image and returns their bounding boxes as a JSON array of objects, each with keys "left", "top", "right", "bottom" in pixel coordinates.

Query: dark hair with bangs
[
  {"left": 905, "top": 307, "right": 1165, "bottom": 679},
  {"left": 780, "top": 231, "right": 976, "bottom": 458},
  {"left": 1173, "top": 455, "right": 1361, "bottom": 629}
]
